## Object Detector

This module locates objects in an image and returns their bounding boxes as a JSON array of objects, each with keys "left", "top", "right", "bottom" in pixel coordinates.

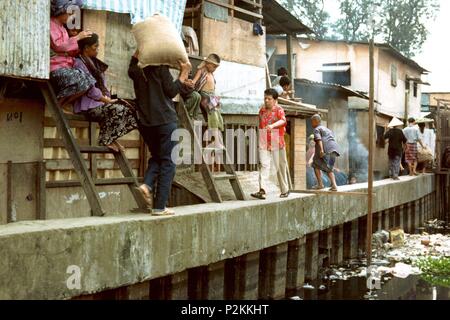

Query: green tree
[
  {"left": 279, "top": 0, "right": 331, "bottom": 38},
  {"left": 334, "top": 0, "right": 439, "bottom": 57},
  {"left": 380, "top": 0, "right": 440, "bottom": 57},
  {"left": 333, "top": 0, "right": 372, "bottom": 42}
]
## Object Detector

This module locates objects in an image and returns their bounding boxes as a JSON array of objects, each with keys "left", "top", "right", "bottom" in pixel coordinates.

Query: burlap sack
[
  {"left": 132, "top": 14, "right": 188, "bottom": 70},
  {"left": 418, "top": 146, "right": 433, "bottom": 163}
]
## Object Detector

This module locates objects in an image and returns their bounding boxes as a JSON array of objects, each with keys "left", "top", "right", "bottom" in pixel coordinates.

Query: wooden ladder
[
  {"left": 39, "top": 81, "right": 149, "bottom": 216},
  {"left": 176, "top": 100, "right": 245, "bottom": 202}
]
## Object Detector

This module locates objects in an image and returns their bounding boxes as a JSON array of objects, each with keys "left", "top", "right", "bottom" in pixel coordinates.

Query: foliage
[
  {"left": 279, "top": 0, "right": 331, "bottom": 38},
  {"left": 334, "top": 0, "right": 440, "bottom": 57},
  {"left": 414, "top": 257, "right": 450, "bottom": 288}
]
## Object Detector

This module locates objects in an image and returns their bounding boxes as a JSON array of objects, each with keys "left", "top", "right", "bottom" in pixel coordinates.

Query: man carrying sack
[{"left": 129, "top": 14, "right": 193, "bottom": 216}]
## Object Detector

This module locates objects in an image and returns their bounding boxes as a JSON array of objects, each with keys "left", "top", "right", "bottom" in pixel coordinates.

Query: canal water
[
  {"left": 290, "top": 222, "right": 450, "bottom": 300},
  {"left": 292, "top": 271, "right": 450, "bottom": 300}
]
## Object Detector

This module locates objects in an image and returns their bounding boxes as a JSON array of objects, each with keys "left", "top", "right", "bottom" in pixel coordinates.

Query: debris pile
[{"left": 324, "top": 221, "right": 450, "bottom": 283}]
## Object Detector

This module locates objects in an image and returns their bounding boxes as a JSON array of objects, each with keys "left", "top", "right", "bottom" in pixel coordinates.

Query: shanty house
[{"left": 0, "top": 0, "right": 316, "bottom": 222}]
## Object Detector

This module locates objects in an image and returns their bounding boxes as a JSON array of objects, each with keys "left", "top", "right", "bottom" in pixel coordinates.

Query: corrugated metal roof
[
  {"left": 262, "top": 0, "right": 313, "bottom": 35},
  {"left": 0, "top": 0, "right": 50, "bottom": 79},
  {"left": 83, "top": 0, "right": 187, "bottom": 29},
  {"left": 295, "top": 78, "right": 370, "bottom": 100},
  {"left": 318, "top": 65, "right": 351, "bottom": 73}
]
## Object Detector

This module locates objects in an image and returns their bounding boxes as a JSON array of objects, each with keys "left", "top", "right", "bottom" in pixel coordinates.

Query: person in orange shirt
[{"left": 251, "top": 89, "right": 290, "bottom": 200}]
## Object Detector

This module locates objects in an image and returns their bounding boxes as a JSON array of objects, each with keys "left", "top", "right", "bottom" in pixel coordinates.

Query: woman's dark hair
[
  {"left": 78, "top": 33, "right": 99, "bottom": 52},
  {"left": 277, "top": 67, "right": 288, "bottom": 77},
  {"left": 279, "top": 76, "right": 291, "bottom": 87},
  {"left": 418, "top": 122, "right": 426, "bottom": 133},
  {"left": 264, "top": 88, "right": 279, "bottom": 100}
]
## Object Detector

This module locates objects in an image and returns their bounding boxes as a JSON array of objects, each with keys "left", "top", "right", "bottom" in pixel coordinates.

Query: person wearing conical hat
[
  {"left": 403, "top": 118, "right": 425, "bottom": 176},
  {"left": 384, "top": 118, "right": 407, "bottom": 180}
]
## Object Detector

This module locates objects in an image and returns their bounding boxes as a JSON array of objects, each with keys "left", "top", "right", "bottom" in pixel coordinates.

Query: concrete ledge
[{"left": 0, "top": 175, "right": 434, "bottom": 299}]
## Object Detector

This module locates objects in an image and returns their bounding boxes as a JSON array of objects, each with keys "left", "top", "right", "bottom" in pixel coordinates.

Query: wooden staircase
[
  {"left": 176, "top": 99, "right": 245, "bottom": 202},
  {"left": 39, "top": 82, "right": 149, "bottom": 216}
]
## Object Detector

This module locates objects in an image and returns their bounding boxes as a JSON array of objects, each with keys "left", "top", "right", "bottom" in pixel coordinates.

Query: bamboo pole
[{"left": 366, "top": 38, "right": 375, "bottom": 266}]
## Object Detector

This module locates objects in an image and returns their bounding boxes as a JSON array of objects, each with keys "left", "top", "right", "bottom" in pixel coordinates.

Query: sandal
[
  {"left": 329, "top": 187, "right": 338, "bottom": 192},
  {"left": 135, "top": 185, "right": 152, "bottom": 207},
  {"left": 152, "top": 208, "right": 175, "bottom": 216},
  {"left": 312, "top": 185, "right": 325, "bottom": 190},
  {"left": 251, "top": 190, "right": 266, "bottom": 200},
  {"left": 280, "top": 192, "right": 290, "bottom": 198}
]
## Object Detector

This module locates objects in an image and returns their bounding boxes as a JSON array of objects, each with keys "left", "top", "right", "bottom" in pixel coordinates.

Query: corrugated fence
[{"left": 0, "top": 0, "right": 50, "bottom": 79}]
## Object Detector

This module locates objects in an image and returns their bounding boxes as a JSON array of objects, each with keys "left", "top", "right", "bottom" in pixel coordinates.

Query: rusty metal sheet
[{"left": 0, "top": 0, "right": 50, "bottom": 79}]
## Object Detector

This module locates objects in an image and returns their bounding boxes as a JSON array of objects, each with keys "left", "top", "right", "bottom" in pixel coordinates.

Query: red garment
[
  {"left": 258, "top": 104, "right": 287, "bottom": 151},
  {"left": 50, "top": 17, "right": 79, "bottom": 72}
]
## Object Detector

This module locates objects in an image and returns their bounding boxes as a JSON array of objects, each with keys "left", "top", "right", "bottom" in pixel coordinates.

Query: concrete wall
[
  {"left": 202, "top": 16, "right": 266, "bottom": 68},
  {"left": 0, "top": 175, "right": 435, "bottom": 299}
]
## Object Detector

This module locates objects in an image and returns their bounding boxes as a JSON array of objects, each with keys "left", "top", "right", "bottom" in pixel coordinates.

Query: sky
[{"left": 322, "top": 0, "right": 449, "bottom": 93}]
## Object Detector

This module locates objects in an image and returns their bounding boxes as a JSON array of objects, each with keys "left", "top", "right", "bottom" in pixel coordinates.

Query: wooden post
[
  {"left": 286, "top": 237, "right": 306, "bottom": 294},
  {"left": 89, "top": 122, "right": 97, "bottom": 179},
  {"left": 366, "top": 38, "right": 375, "bottom": 265},
  {"left": 286, "top": 34, "right": 294, "bottom": 82},
  {"left": 36, "top": 161, "right": 46, "bottom": 220},
  {"left": 6, "top": 161, "right": 13, "bottom": 223}
]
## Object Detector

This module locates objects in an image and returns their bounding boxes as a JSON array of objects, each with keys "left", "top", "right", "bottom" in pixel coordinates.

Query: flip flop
[
  {"left": 329, "top": 187, "right": 338, "bottom": 192},
  {"left": 312, "top": 185, "right": 325, "bottom": 190},
  {"left": 152, "top": 208, "right": 175, "bottom": 216},
  {"left": 251, "top": 191, "right": 266, "bottom": 200},
  {"left": 134, "top": 186, "right": 152, "bottom": 207}
]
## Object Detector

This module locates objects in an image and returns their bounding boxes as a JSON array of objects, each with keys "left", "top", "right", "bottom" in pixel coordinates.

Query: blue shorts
[{"left": 312, "top": 152, "right": 337, "bottom": 173}]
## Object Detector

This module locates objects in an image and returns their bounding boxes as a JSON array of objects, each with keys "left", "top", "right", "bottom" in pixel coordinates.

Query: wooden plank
[
  {"left": 291, "top": 190, "right": 374, "bottom": 197},
  {"left": 44, "top": 117, "right": 89, "bottom": 128},
  {"left": 205, "top": 0, "right": 263, "bottom": 19},
  {"left": 44, "top": 138, "right": 141, "bottom": 148},
  {"left": 6, "top": 161, "right": 13, "bottom": 223},
  {"left": 45, "top": 159, "right": 140, "bottom": 171},
  {"left": 79, "top": 146, "right": 116, "bottom": 154},
  {"left": 46, "top": 177, "right": 136, "bottom": 189},
  {"left": 239, "top": 0, "right": 263, "bottom": 8},
  {"left": 36, "top": 161, "right": 46, "bottom": 220},
  {"left": 39, "top": 82, "right": 105, "bottom": 217},
  {"left": 89, "top": 122, "right": 98, "bottom": 179},
  {"left": 212, "top": 173, "right": 237, "bottom": 181},
  {"left": 114, "top": 149, "right": 149, "bottom": 210}
]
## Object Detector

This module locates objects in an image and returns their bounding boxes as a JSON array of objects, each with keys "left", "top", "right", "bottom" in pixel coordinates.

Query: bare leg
[
  {"left": 314, "top": 168, "right": 324, "bottom": 189},
  {"left": 113, "top": 141, "right": 125, "bottom": 152},
  {"left": 327, "top": 171, "right": 338, "bottom": 191},
  {"left": 408, "top": 163, "right": 414, "bottom": 176},
  {"left": 413, "top": 162, "right": 418, "bottom": 175}
]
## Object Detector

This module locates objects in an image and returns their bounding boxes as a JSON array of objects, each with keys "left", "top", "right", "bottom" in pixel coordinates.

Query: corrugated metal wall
[{"left": 0, "top": 0, "right": 50, "bottom": 79}]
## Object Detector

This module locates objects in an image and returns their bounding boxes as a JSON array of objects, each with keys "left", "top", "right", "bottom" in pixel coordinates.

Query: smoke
[{"left": 348, "top": 116, "right": 369, "bottom": 183}]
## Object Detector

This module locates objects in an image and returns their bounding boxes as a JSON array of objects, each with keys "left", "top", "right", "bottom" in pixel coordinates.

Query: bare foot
[
  {"left": 114, "top": 141, "right": 125, "bottom": 152},
  {"left": 107, "top": 143, "right": 119, "bottom": 152}
]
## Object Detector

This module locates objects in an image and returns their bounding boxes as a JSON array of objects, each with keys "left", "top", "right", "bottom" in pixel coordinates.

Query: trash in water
[
  {"left": 302, "top": 284, "right": 315, "bottom": 290},
  {"left": 389, "top": 229, "right": 405, "bottom": 248},
  {"left": 319, "top": 285, "right": 327, "bottom": 290},
  {"left": 391, "top": 262, "right": 421, "bottom": 279},
  {"left": 290, "top": 296, "right": 303, "bottom": 300}
]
